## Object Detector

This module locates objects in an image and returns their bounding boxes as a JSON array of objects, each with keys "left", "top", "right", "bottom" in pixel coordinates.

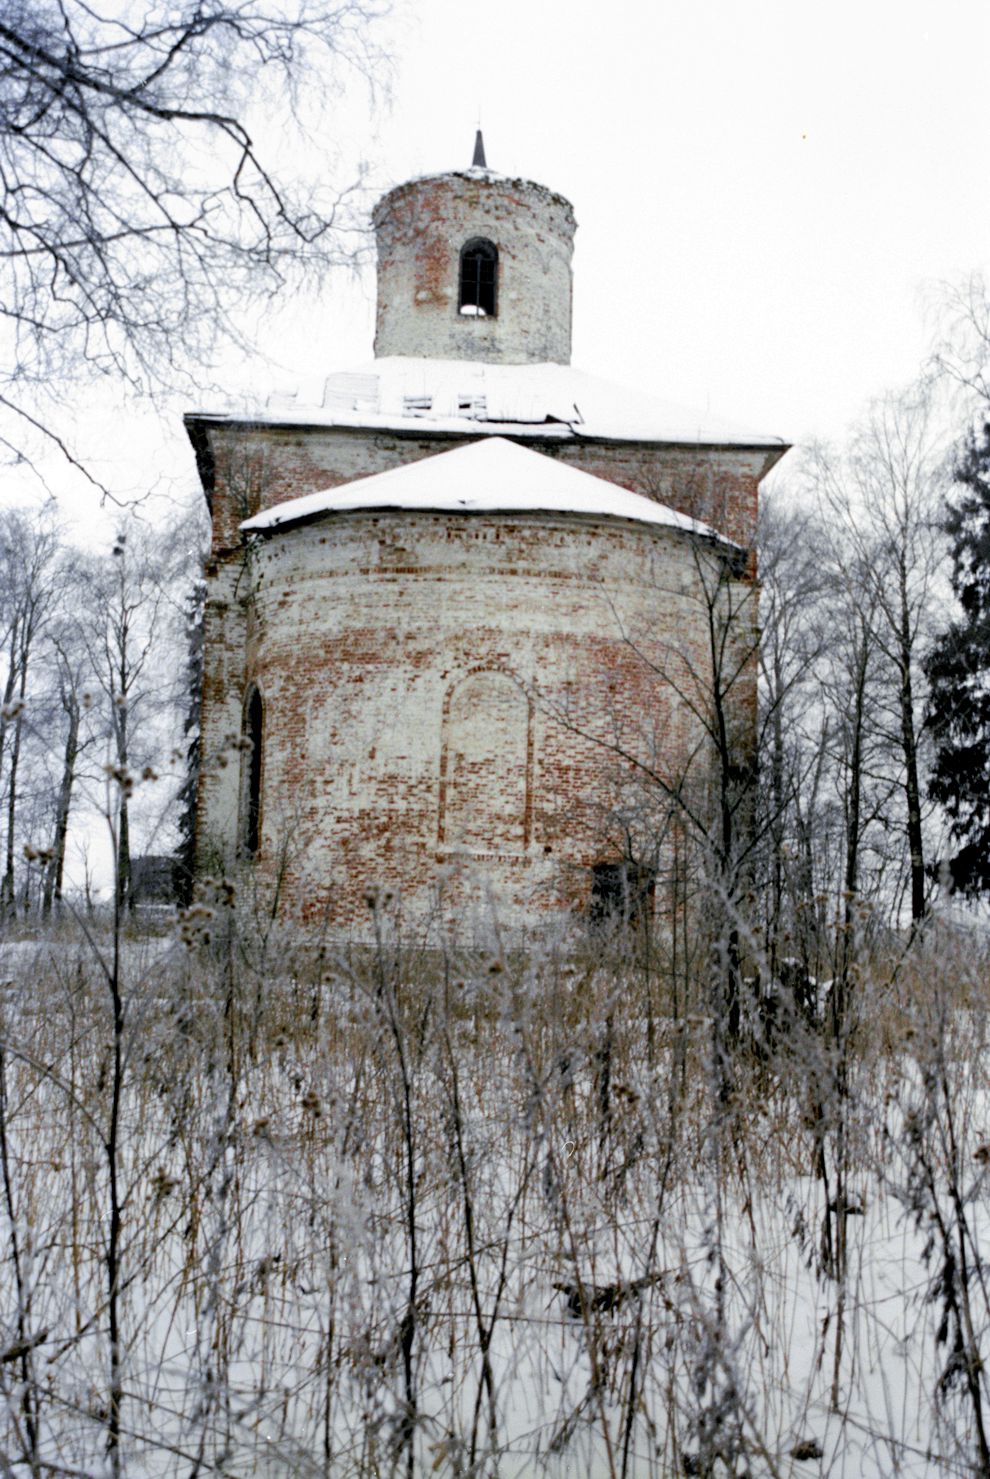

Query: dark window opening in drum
[
  {"left": 459, "top": 238, "right": 498, "bottom": 318},
  {"left": 589, "top": 862, "right": 656, "bottom": 929},
  {"left": 242, "top": 687, "right": 263, "bottom": 857}
]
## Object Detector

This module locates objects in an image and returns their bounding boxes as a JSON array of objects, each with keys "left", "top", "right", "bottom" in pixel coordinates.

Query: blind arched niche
[{"left": 438, "top": 670, "right": 532, "bottom": 850}]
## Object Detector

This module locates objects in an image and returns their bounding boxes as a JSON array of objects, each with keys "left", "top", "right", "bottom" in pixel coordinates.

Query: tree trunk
[
  {"left": 896, "top": 562, "right": 926, "bottom": 927},
  {"left": 768, "top": 647, "right": 786, "bottom": 977},
  {"left": 42, "top": 701, "right": 80, "bottom": 918},
  {"left": 113, "top": 658, "right": 133, "bottom": 913},
  {"left": 116, "top": 795, "right": 132, "bottom": 916},
  {"left": 835, "top": 623, "right": 869, "bottom": 1037},
  {"left": 1, "top": 656, "right": 27, "bottom": 918}
]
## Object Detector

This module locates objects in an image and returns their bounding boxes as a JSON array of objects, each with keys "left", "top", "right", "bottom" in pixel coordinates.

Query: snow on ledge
[{"left": 240, "top": 436, "right": 737, "bottom": 545}]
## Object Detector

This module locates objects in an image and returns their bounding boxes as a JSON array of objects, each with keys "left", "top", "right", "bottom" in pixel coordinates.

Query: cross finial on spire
[{"left": 472, "top": 129, "right": 487, "bottom": 169}]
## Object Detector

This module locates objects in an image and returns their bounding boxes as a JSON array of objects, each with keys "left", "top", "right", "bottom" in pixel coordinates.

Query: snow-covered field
[{"left": 0, "top": 921, "right": 987, "bottom": 1476}]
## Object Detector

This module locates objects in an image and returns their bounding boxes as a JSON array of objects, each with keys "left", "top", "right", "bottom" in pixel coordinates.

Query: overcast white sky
[
  {"left": 252, "top": 0, "right": 990, "bottom": 453},
  {"left": 17, "top": 0, "right": 990, "bottom": 529}
]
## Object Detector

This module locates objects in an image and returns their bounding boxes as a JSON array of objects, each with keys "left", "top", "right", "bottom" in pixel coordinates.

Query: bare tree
[
  {"left": 39, "top": 613, "right": 94, "bottom": 917},
  {"left": 0, "top": 0, "right": 388, "bottom": 482},
  {"left": 76, "top": 516, "right": 189, "bottom": 911},
  {"left": 544, "top": 533, "right": 765, "bottom": 1077},
  {"left": 928, "top": 270, "right": 990, "bottom": 409},
  {"left": 807, "top": 384, "right": 949, "bottom": 929},
  {"left": 0, "top": 507, "right": 60, "bottom": 916},
  {"left": 755, "top": 488, "right": 832, "bottom": 975}
]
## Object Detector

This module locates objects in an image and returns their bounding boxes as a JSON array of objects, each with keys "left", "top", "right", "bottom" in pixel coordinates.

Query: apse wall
[{"left": 210, "top": 508, "right": 736, "bottom": 937}]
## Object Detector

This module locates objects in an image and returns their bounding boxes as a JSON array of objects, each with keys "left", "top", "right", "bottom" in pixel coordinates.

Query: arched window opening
[
  {"left": 242, "top": 687, "right": 263, "bottom": 858},
  {"left": 459, "top": 238, "right": 498, "bottom": 318}
]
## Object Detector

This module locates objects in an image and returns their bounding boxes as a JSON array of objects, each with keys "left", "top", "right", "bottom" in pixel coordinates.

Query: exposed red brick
[{"left": 188, "top": 160, "right": 782, "bottom": 938}]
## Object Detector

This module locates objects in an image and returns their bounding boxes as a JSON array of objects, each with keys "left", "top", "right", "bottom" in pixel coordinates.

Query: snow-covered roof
[
  {"left": 190, "top": 358, "right": 786, "bottom": 451},
  {"left": 240, "top": 436, "right": 734, "bottom": 544}
]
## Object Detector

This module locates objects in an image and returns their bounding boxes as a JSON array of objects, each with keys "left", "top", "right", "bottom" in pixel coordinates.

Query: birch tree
[
  {"left": 76, "top": 518, "right": 189, "bottom": 911},
  {"left": 0, "top": 507, "right": 60, "bottom": 916},
  {"left": 806, "top": 384, "right": 948, "bottom": 930}
]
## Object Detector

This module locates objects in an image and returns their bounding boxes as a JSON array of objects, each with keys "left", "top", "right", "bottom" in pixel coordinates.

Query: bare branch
[{"left": 0, "top": 0, "right": 390, "bottom": 478}]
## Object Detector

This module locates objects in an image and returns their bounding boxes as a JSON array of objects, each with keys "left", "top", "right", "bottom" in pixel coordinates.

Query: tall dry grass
[{"left": 0, "top": 896, "right": 987, "bottom": 1476}]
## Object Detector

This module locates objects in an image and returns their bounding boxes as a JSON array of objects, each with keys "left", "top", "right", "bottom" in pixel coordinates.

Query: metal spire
[{"left": 472, "top": 129, "right": 487, "bottom": 169}]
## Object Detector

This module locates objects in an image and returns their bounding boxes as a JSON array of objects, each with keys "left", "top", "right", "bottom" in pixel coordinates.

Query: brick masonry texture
[
  {"left": 189, "top": 159, "right": 781, "bottom": 939},
  {"left": 192, "top": 422, "right": 770, "bottom": 936},
  {"left": 196, "top": 505, "right": 748, "bottom": 936},
  {"left": 194, "top": 422, "right": 776, "bottom": 558},
  {"left": 372, "top": 171, "right": 576, "bottom": 365}
]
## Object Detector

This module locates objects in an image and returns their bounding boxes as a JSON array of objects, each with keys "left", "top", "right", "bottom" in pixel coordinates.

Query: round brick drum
[
  {"left": 236, "top": 440, "right": 728, "bottom": 939},
  {"left": 372, "top": 169, "right": 577, "bottom": 366}
]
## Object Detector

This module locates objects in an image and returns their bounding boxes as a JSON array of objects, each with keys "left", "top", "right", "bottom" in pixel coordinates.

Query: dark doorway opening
[{"left": 589, "top": 862, "right": 656, "bottom": 929}]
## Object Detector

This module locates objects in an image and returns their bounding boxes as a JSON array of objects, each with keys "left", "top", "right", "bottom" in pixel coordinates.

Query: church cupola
[{"left": 371, "top": 136, "right": 577, "bottom": 365}]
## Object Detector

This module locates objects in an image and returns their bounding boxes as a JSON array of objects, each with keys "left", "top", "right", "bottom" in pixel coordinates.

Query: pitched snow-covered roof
[
  {"left": 240, "top": 436, "right": 734, "bottom": 544},
  {"left": 191, "top": 358, "right": 786, "bottom": 451}
]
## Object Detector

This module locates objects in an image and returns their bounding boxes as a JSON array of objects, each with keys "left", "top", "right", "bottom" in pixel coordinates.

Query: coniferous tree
[{"left": 925, "top": 423, "right": 990, "bottom": 895}]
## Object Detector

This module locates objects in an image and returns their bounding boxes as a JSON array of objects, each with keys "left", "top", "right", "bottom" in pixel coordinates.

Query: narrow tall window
[
  {"left": 243, "top": 687, "right": 263, "bottom": 857},
  {"left": 459, "top": 238, "right": 498, "bottom": 318}
]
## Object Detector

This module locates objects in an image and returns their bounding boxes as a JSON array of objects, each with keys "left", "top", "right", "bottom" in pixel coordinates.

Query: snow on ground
[{"left": 0, "top": 937, "right": 986, "bottom": 1476}]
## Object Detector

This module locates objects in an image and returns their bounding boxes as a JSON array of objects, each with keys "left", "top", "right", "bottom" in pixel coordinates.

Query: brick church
[{"left": 186, "top": 136, "right": 787, "bottom": 938}]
